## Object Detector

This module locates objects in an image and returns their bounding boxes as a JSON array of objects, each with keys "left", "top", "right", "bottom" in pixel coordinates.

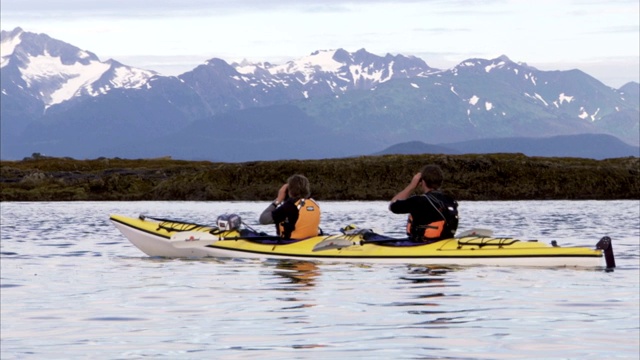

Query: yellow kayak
[{"left": 110, "top": 214, "right": 615, "bottom": 268}]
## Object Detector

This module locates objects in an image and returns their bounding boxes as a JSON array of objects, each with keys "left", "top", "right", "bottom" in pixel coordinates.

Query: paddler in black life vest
[
  {"left": 259, "top": 174, "right": 321, "bottom": 239},
  {"left": 389, "top": 164, "right": 459, "bottom": 243}
]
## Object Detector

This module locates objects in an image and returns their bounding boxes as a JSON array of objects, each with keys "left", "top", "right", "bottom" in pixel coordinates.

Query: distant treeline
[{"left": 1, "top": 153, "right": 638, "bottom": 201}]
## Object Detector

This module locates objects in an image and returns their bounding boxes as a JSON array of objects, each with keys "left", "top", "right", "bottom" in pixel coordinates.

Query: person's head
[
  {"left": 420, "top": 164, "right": 444, "bottom": 190},
  {"left": 287, "top": 174, "right": 311, "bottom": 198}
]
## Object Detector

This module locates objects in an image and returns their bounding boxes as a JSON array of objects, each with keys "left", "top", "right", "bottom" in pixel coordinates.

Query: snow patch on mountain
[
  {"left": 558, "top": 93, "right": 573, "bottom": 104},
  {"left": 86, "top": 66, "right": 153, "bottom": 97},
  {"left": 485, "top": 101, "right": 493, "bottom": 111},
  {"left": 578, "top": 107, "right": 600, "bottom": 121},
  {"left": 48, "top": 64, "right": 110, "bottom": 106},
  {"left": 269, "top": 50, "right": 343, "bottom": 84},
  {"left": 111, "top": 66, "right": 155, "bottom": 89},
  {"left": 533, "top": 93, "right": 548, "bottom": 106},
  {"left": 349, "top": 62, "right": 393, "bottom": 84},
  {"left": 234, "top": 60, "right": 273, "bottom": 75},
  {"left": 0, "top": 31, "right": 22, "bottom": 67},
  {"left": 579, "top": 107, "right": 589, "bottom": 120},
  {"left": 485, "top": 61, "right": 506, "bottom": 72},
  {"left": 21, "top": 50, "right": 109, "bottom": 106},
  {"left": 553, "top": 93, "right": 574, "bottom": 108},
  {"left": 77, "top": 50, "right": 92, "bottom": 60}
]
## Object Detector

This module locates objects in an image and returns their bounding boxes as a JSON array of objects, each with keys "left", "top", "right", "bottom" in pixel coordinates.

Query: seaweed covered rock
[{"left": 1, "top": 154, "right": 638, "bottom": 201}]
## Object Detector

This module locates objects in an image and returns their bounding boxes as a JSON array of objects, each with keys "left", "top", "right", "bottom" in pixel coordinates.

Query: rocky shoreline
[{"left": 1, "top": 153, "right": 638, "bottom": 201}]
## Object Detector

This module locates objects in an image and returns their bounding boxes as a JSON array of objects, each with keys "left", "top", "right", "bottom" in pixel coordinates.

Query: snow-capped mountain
[
  {"left": 447, "top": 55, "right": 623, "bottom": 122},
  {"left": 231, "top": 48, "right": 437, "bottom": 94},
  {"left": 1, "top": 27, "right": 156, "bottom": 109},
  {"left": 1, "top": 27, "right": 638, "bottom": 162},
  {"left": 174, "top": 48, "right": 437, "bottom": 116}
]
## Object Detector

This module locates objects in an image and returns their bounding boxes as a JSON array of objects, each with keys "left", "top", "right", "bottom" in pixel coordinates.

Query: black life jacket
[{"left": 406, "top": 193, "right": 458, "bottom": 241}]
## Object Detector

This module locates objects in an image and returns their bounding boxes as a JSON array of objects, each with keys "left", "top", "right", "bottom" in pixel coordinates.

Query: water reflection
[
  {"left": 262, "top": 259, "right": 320, "bottom": 341},
  {"left": 402, "top": 265, "right": 459, "bottom": 296},
  {"left": 271, "top": 260, "right": 320, "bottom": 290},
  {"left": 398, "top": 266, "right": 481, "bottom": 328}
]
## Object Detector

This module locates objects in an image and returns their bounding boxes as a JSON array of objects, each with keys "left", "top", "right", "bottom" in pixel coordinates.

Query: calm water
[{"left": 1, "top": 200, "right": 639, "bottom": 359}]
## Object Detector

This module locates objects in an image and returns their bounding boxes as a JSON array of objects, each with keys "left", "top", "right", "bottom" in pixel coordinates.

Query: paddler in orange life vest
[
  {"left": 389, "top": 164, "right": 459, "bottom": 243},
  {"left": 259, "top": 174, "right": 321, "bottom": 239}
]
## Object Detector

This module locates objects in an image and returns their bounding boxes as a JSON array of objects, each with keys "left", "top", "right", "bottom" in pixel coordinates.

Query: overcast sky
[{"left": 2, "top": 0, "right": 638, "bottom": 88}]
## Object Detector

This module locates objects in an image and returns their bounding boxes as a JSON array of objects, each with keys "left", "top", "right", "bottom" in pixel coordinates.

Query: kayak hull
[{"left": 110, "top": 214, "right": 609, "bottom": 268}]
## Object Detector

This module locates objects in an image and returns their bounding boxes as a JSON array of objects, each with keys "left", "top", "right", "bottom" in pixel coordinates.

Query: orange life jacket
[
  {"left": 278, "top": 198, "right": 321, "bottom": 239},
  {"left": 406, "top": 214, "right": 446, "bottom": 241}
]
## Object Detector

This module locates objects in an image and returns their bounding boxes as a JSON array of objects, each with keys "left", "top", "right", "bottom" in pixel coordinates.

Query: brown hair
[
  {"left": 420, "top": 165, "right": 444, "bottom": 189},
  {"left": 287, "top": 174, "right": 311, "bottom": 198}
]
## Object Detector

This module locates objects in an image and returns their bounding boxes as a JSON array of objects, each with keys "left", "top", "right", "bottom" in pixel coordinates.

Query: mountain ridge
[
  {"left": 1, "top": 27, "right": 638, "bottom": 162},
  {"left": 374, "top": 134, "right": 639, "bottom": 160}
]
